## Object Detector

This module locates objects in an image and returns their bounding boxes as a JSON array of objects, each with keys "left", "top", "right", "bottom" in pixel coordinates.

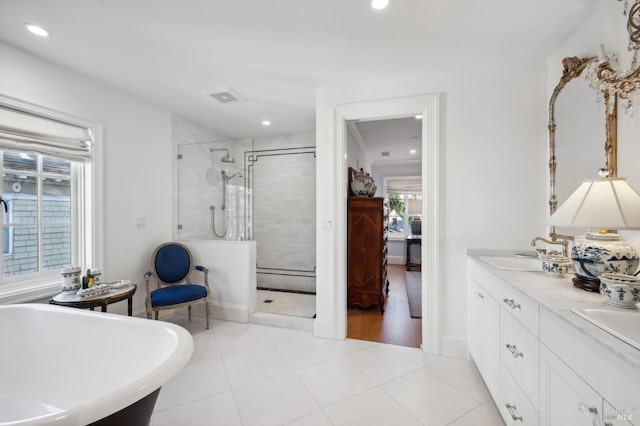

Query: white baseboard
[
  {"left": 388, "top": 256, "right": 405, "bottom": 265},
  {"left": 313, "top": 318, "right": 338, "bottom": 339},
  {"left": 210, "top": 301, "right": 250, "bottom": 323},
  {"left": 440, "top": 334, "right": 468, "bottom": 359},
  {"left": 251, "top": 312, "right": 314, "bottom": 332},
  {"left": 139, "top": 302, "right": 250, "bottom": 323}
]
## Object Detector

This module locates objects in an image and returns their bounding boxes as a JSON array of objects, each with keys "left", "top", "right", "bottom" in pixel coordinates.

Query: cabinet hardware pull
[
  {"left": 476, "top": 293, "right": 484, "bottom": 299},
  {"left": 506, "top": 403, "right": 523, "bottom": 421},
  {"left": 578, "top": 402, "right": 603, "bottom": 426},
  {"left": 578, "top": 402, "right": 598, "bottom": 416},
  {"left": 505, "top": 343, "right": 524, "bottom": 358},
  {"left": 503, "top": 298, "right": 521, "bottom": 310}
]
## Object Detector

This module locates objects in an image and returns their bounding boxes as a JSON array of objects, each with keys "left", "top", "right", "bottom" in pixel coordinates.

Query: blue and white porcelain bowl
[
  {"left": 598, "top": 273, "right": 640, "bottom": 309},
  {"left": 541, "top": 255, "right": 573, "bottom": 278},
  {"left": 571, "top": 235, "right": 639, "bottom": 281}
]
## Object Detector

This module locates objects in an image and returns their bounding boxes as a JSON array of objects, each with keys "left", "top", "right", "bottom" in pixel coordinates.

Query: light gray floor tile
[
  {"left": 152, "top": 391, "right": 242, "bottom": 426},
  {"left": 323, "top": 388, "right": 422, "bottom": 426},
  {"left": 295, "top": 357, "right": 375, "bottom": 407},
  {"left": 382, "top": 367, "right": 482, "bottom": 425},
  {"left": 233, "top": 372, "right": 319, "bottom": 426}
]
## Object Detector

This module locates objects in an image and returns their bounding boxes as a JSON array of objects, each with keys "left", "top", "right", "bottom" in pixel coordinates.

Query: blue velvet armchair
[{"left": 145, "top": 242, "right": 211, "bottom": 329}]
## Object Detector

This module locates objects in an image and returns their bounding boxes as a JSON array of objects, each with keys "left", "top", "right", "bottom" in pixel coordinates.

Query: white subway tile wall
[
  {"left": 251, "top": 134, "right": 316, "bottom": 293},
  {"left": 175, "top": 130, "right": 316, "bottom": 293}
]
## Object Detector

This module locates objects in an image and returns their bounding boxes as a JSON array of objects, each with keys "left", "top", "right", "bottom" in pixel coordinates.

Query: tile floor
[{"left": 151, "top": 314, "right": 504, "bottom": 426}]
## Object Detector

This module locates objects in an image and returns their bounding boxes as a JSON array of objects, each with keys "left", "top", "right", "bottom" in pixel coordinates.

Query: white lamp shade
[
  {"left": 407, "top": 199, "right": 422, "bottom": 215},
  {"left": 549, "top": 178, "right": 640, "bottom": 230}
]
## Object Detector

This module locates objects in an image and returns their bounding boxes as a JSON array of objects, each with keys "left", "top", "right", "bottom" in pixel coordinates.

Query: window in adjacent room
[{"left": 383, "top": 176, "right": 422, "bottom": 239}]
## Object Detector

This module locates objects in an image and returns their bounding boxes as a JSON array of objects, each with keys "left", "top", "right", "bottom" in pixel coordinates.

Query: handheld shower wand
[{"left": 211, "top": 169, "right": 243, "bottom": 238}]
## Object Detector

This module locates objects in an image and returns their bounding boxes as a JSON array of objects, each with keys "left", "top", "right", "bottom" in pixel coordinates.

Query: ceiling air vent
[
  {"left": 207, "top": 86, "right": 247, "bottom": 104},
  {"left": 381, "top": 151, "right": 390, "bottom": 157}
]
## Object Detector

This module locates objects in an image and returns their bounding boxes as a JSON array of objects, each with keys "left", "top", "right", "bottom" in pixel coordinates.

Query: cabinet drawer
[
  {"left": 468, "top": 258, "right": 539, "bottom": 336},
  {"left": 499, "top": 366, "right": 539, "bottom": 426},
  {"left": 499, "top": 284, "right": 539, "bottom": 337},
  {"left": 501, "top": 310, "right": 539, "bottom": 408}
]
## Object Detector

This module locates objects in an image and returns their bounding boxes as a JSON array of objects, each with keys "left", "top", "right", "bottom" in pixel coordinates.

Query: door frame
[{"left": 334, "top": 93, "right": 441, "bottom": 354}]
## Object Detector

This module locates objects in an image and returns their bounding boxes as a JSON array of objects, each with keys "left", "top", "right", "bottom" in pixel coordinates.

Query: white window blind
[
  {"left": 385, "top": 177, "right": 422, "bottom": 194},
  {"left": 0, "top": 106, "right": 92, "bottom": 160}
]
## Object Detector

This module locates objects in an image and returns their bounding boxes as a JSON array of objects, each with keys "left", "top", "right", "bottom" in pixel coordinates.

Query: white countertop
[{"left": 468, "top": 249, "right": 640, "bottom": 374}]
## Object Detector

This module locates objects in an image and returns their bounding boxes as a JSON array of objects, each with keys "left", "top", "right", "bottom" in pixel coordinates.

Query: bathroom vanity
[{"left": 468, "top": 252, "right": 640, "bottom": 425}]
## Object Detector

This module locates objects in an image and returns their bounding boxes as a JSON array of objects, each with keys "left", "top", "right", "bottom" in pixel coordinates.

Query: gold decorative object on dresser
[{"left": 347, "top": 196, "right": 389, "bottom": 313}]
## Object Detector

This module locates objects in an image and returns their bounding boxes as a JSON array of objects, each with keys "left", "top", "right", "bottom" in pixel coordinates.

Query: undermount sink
[
  {"left": 480, "top": 256, "right": 541, "bottom": 272},
  {"left": 572, "top": 308, "right": 640, "bottom": 351}
]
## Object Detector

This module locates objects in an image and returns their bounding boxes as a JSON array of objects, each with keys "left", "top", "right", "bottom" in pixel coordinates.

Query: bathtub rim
[{"left": 0, "top": 303, "right": 194, "bottom": 426}]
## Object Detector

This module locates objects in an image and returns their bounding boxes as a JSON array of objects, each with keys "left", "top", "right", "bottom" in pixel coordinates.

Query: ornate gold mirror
[
  {"left": 547, "top": 56, "right": 615, "bottom": 243},
  {"left": 546, "top": 1, "right": 640, "bottom": 244}
]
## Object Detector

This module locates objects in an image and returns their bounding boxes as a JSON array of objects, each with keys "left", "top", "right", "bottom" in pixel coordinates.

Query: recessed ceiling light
[
  {"left": 414, "top": 114, "right": 423, "bottom": 120},
  {"left": 371, "top": 0, "right": 389, "bottom": 10},
  {"left": 410, "top": 149, "right": 417, "bottom": 154},
  {"left": 262, "top": 120, "right": 271, "bottom": 126},
  {"left": 25, "top": 23, "right": 50, "bottom": 37}
]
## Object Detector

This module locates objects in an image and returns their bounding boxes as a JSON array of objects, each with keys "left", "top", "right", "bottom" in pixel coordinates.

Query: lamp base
[{"left": 572, "top": 275, "right": 601, "bottom": 293}]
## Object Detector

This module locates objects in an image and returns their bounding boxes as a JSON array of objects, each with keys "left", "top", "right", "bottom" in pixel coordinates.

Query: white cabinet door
[
  {"left": 469, "top": 280, "right": 484, "bottom": 364},
  {"left": 469, "top": 279, "right": 500, "bottom": 398},
  {"left": 482, "top": 289, "right": 501, "bottom": 398},
  {"left": 540, "top": 344, "right": 603, "bottom": 426}
]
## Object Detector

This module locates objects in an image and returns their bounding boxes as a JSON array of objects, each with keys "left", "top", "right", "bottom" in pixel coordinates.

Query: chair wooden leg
[
  {"left": 154, "top": 311, "right": 158, "bottom": 321},
  {"left": 146, "top": 312, "right": 151, "bottom": 319},
  {"left": 205, "top": 302, "right": 210, "bottom": 330},
  {"left": 188, "top": 305, "right": 192, "bottom": 322}
]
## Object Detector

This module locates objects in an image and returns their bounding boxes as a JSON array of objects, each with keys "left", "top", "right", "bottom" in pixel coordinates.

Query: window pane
[
  {"left": 3, "top": 151, "right": 37, "bottom": 173},
  {"left": 43, "top": 156, "right": 71, "bottom": 176},
  {"left": 388, "top": 194, "right": 405, "bottom": 234},
  {"left": 3, "top": 225, "right": 38, "bottom": 276},
  {"left": 42, "top": 224, "right": 71, "bottom": 271},
  {"left": 5, "top": 197, "right": 37, "bottom": 224},
  {"left": 43, "top": 177, "right": 71, "bottom": 223}
]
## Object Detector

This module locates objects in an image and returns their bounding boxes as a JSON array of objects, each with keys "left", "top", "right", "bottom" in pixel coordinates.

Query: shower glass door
[{"left": 177, "top": 139, "right": 250, "bottom": 240}]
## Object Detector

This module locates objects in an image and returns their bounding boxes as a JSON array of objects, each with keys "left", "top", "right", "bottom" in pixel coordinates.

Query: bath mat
[{"left": 405, "top": 271, "right": 422, "bottom": 318}]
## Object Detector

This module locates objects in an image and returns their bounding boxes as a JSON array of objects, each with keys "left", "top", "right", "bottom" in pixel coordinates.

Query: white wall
[
  {"left": 346, "top": 126, "right": 371, "bottom": 172},
  {"left": 316, "top": 61, "right": 548, "bottom": 354},
  {"left": 0, "top": 41, "right": 175, "bottom": 314}
]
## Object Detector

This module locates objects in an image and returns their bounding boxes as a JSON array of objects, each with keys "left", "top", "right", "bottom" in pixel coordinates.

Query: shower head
[{"left": 211, "top": 148, "right": 236, "bottom": 164}]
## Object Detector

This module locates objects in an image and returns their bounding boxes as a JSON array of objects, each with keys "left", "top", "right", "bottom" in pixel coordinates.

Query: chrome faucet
[{"left": 531, "top": 236, "right": 570, "bottom": 258}]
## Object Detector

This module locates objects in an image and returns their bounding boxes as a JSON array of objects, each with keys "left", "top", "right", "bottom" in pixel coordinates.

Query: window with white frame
[
  {"left": 383, "top": 176, "right": 422, "bottom": 238},
  {"left": 0, "top": 96, "right": 100, "bottom": 296}
]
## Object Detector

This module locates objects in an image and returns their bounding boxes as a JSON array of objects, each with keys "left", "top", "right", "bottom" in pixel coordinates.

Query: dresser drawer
[
  {"left": 501, "top": 310, "right": 539, "bottom": 408},
  {"left": 499, "top": 365, "right": 539, "bottom": 426}
]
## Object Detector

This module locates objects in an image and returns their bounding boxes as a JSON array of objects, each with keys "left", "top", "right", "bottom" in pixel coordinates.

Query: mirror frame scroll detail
[{"left": 547, "top": 56, "right": 609, "bottom": 213}]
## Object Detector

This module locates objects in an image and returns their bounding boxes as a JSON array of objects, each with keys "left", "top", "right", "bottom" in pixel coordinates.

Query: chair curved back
[{"left": 153, "top": 242, "right": 192, "bottom": 284}]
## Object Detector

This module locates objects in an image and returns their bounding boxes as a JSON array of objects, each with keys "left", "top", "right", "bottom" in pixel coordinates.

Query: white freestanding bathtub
[{"left": 0, "top": 304, "right": 194, "bottom": 425}]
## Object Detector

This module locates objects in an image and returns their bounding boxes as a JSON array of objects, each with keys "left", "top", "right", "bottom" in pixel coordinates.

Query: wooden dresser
[{"left": 347, "top": 197, "right": 389, "bottom": 313}]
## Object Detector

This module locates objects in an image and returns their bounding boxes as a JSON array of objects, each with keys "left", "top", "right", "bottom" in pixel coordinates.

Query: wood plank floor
[{"left": 347, "top": 264, "right": 422, "bottom": 348}]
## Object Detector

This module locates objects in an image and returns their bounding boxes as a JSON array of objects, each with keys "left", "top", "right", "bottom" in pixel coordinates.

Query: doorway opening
[
  {"left": 345, "top": 117, "right": 423, "bottom": 348},
  {"left": 333, "top": 93, "right": 441, "bottom": 355}
]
